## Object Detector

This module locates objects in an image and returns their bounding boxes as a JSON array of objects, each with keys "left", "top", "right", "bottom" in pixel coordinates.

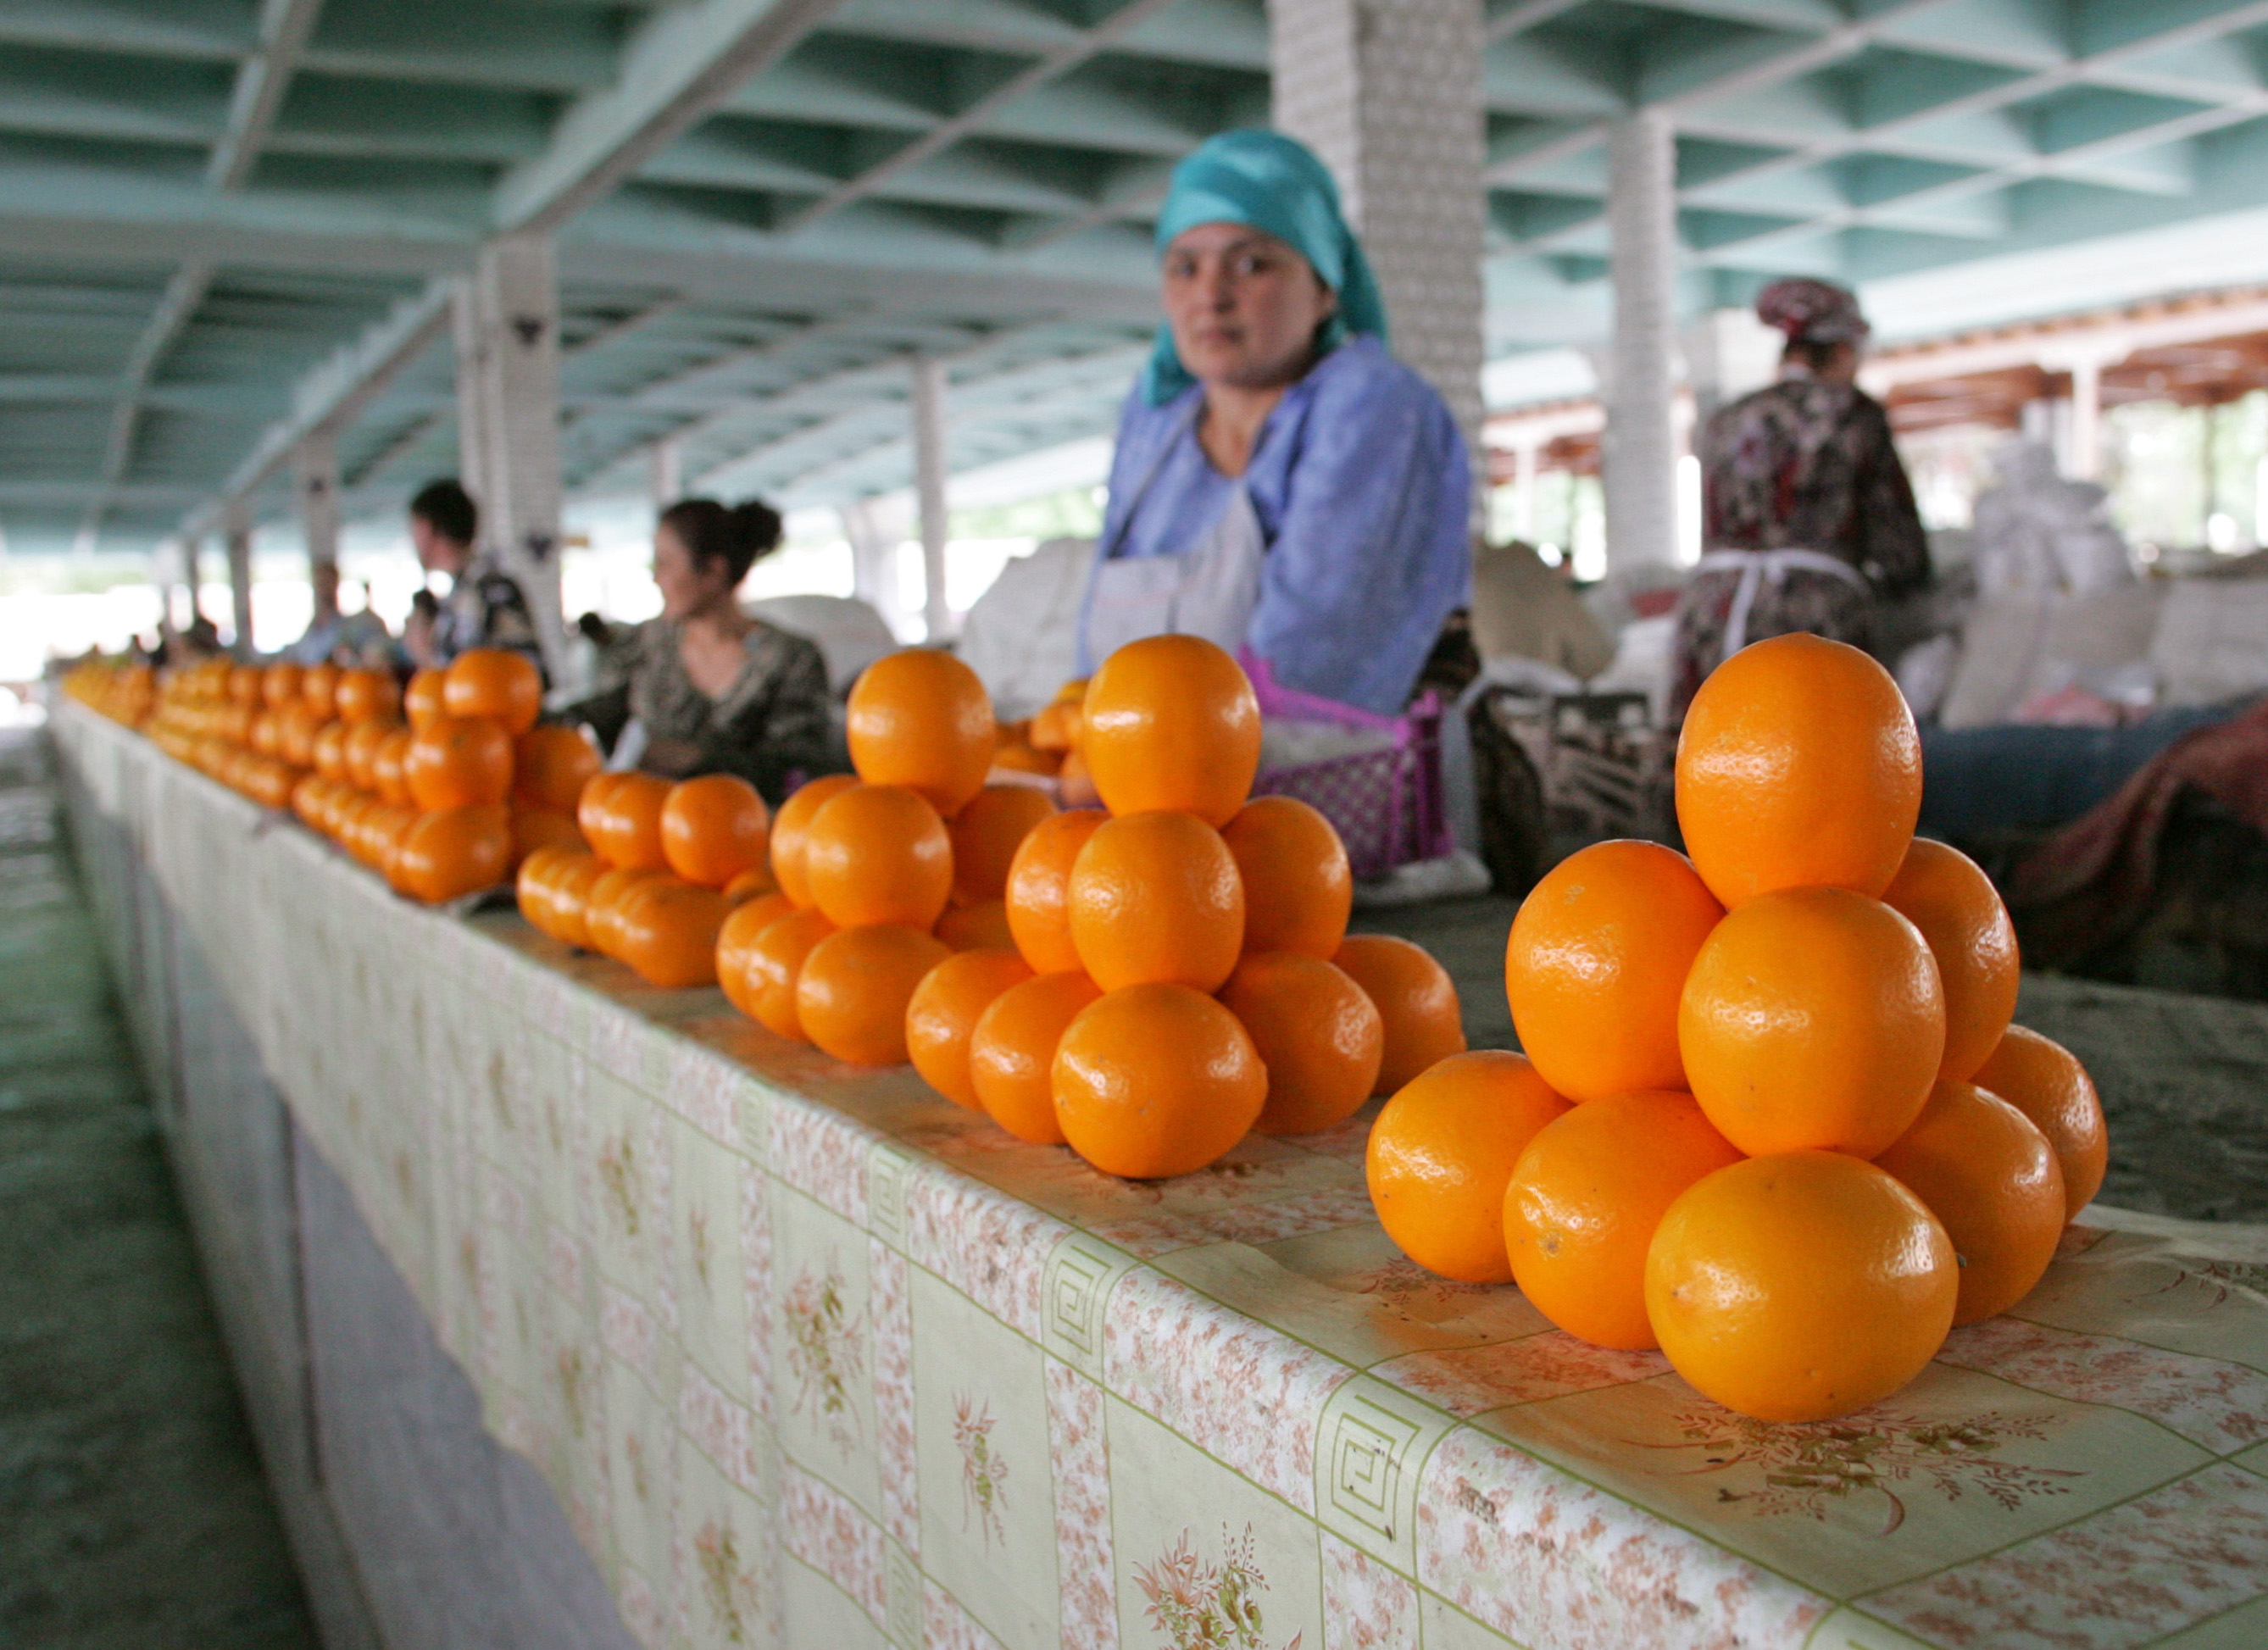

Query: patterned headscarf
[
  {"left": 1756, "top": 278, "right": 1870, "bottom": 347},
  {"left": 1140, "top": 129, "right": 1390, "bottom": 407}
]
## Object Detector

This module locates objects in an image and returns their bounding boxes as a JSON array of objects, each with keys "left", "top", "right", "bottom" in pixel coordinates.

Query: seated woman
[
  {"left": 1081, "top": 129, "right": 1470, "bottom": 717},
  {"left": 567, "top": 498, "right": 832, "bottom": 804}
]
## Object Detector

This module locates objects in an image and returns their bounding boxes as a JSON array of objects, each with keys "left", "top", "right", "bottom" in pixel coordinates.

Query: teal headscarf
[{"left": 1140, "top": 129, "right": 1390, "bottom": 407}]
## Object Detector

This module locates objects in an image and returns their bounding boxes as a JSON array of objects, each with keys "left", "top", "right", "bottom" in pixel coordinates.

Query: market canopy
[{"left": 8, "top": 0, "right": 2268, "bottom": 555}]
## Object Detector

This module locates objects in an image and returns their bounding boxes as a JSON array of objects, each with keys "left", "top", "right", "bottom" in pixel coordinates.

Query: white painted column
[
  {"left": 2067, "top": 356, "right": 2103, "bottom": 482},
  {"left": 910, "top": 357, "right": 953, "bottom": 642},
  {"left": 454, "top": 232, "right": 565, "bottom": 670},
  {"left": 1604, "top": 110, "right": 1682, "bottom": 573},
  {"left": 650, "top": 436, "right": 682, "bottom": 508},
  {"left": 840, "top": 496, "right": 911, "bottom": 637},
  {"left": 1513, "top": 440, "right": 1541, "bottom": 542},
  {"left": 1268, "top": 0, "right": 1487, "bottom": 465},
  {"left": 297, "top": 432, "right": 340, "bottom": 572},
  {"left": 225, "top": 504, "right": 254, "bottom": 655},
  {"left": 181, "top": 533, "right": 206, "bottom": 631}
]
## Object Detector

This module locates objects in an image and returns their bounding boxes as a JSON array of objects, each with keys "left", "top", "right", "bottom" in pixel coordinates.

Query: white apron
[
  {"left": 1696, "top": 547, "right": 1871, "bottom": 658},
  {"left": 1081, "top": 403, "right": 1266, "bottom": 665}
]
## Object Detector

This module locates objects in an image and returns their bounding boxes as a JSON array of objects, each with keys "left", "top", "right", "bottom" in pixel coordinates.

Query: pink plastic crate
[{"left": 1242, "top": 653, "right": 1451, "bottom": 882}]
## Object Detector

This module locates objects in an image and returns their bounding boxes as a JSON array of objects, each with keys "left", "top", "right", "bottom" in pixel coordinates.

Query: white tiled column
[
  {"left": 1268, "top": 0, "right": 1487, "bottom": 462},
  {"left": 453, "top": 232, "right": 565, "bottom": 670},
  {"left": 1604, "top": 110, "right": 1681, "bottom": 573},
  {"left": 910, "top": 357, "right": 953, "bottom": 643}
]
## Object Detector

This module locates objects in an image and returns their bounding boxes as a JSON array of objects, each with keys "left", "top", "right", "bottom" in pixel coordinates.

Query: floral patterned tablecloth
[{"left": 58, "top": 703, "right": 2268, "bottom": 1650}]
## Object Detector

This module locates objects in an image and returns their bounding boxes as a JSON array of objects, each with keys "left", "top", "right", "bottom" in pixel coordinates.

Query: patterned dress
[
  {"left": 1671, "top": 373, "right": 1931, "bottom": 716},
  {"left": 432, "top": 552, "right": 546, "bottom": 675},
  {"left": 567, "top": 618, "right": 834, "bottom": 805}
]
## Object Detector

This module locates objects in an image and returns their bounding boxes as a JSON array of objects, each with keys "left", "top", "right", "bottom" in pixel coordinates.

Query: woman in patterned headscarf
[{"left": 1670, "top": 277, "right": 1930, "bottom": 717}]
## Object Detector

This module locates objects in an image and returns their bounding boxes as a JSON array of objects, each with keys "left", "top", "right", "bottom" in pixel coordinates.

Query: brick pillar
[{"left": 1268, "top": 0, "right": 1487, "bottom": 461}]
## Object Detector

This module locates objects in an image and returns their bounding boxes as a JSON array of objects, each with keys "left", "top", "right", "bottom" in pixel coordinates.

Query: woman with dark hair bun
[{"left": 565, "top": 496, "right": 833, "bottom": 803}]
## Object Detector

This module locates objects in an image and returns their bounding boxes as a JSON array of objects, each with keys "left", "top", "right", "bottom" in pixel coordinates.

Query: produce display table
[{"left": 54, "top": 701, "right": 2268, "bottom": 1650}]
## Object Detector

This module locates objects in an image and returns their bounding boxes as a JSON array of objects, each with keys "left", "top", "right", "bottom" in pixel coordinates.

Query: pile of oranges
[{"left": 1366, "top": 634, "right": 2108, "bottom": 1424}]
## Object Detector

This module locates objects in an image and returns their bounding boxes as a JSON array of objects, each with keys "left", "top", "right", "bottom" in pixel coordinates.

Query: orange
[
  {"left": 372, "top": 729, "right": 414, "bottom": 807},
  {"left": 1066, "top": 810, "right": 1243, "bottom": 993},
  {"left": 1645, "top": 1152, "right": 1957, "bottom": 1422},
  {"left": 516, "top": 846, "right": 575, "bottom": 940},
  {"left": 1332, "top": 934, "right": 1465, "bottom": 1095},
  {"left": 1875, "top": 1079, "right": 2065, "bottom": 1324},
  {"left": 659, "top": 774, "right": 770, "bottom": 887},
  {"left": 406, "top": 715, "right": 514, "bottom": 811},
  {"left": 714, "top": 894, "right": 796, "bottom": 1020},
  {"left": 936, "top": 899, "right": 1014, "bottom": 952},
  {"left": 342, "top": 719, "right": 391, "bottom": 792},
  {"left": 1058, "top": 746, "right": 1101, "bottom": 808},
  {"left": 615, "top": 877, "right": 730, "bottom": 989},
  {"left": 742, "top": 907, "right": 837, "bottom": 1040},
  {"left": 803, "top": 783, "right": 953, "bottom": 930},
  {"left": 392, "top": 803, "right": 511, "bottom": 903},
  {"left": 769, "top": 773, "right": 859, "bottom": 908},
  {"left": 1504, "top": 840, "right": 1724, "bottom": 1103},
  {"left": 948, "top": 785, "right": 1058, "bottom": 905},
  {"left": 334, "top": 667, "right": 400, "bottom": 725},
  {"left": 443, "top": 647, "right": 542, "bottom": 736},
  {"left": 1220, "top": 796, "right": 1352, "bottom": 958},
  {"left": 1080, "top": 635, "right": 1260, "bottom": 827},
  {"left": 907, "top": 948, "right": 1035, "bottom": 1108},
  {"left": 722, "top": 865, "right": 777, "bottom": 905},
  {"left": 1681, "top": 887, "right": 1943, "bottom": 1158},
  {"left": 404, "top": 668, "right": 447, "bottom": 732},
  {"left": 277, "top": 705, "right": 324, "bottom": 769},
  {"left": 1504, "top": 1090, "right": 1743, "bottom": 1349},
  {"left": 585, "top": 866, "right": 670, "bottom": 960},
  {"left": 263, "top": 661, "right": 305, "bottom": 710},
  {"left": 545, "top": 851, "right": 608, "bottom": 949},
  {"left": 364, "top": 803, "right": 420, "bottom": 882},
  {"left": 1219, "top": 952, "right": 1382, "bottom": 1135},
  {"left": 1053, "top": 982, "right": 1265, "bottom": 1177},
  {"left": 1003, "top": 808, "right": 1108, "bottom": 973},
  {"left": 312, "top": 719, "right": 351, "bottom": 783},
  {"left": 969, "top": 971, "right": 1103, "bottom": 1144},
  {"left": 301, "top": 661, "right": 341, "bottom": 719},
  {"left": 796, "top": 925, "right": 952, "bottom": 1065},
  {"left": 510, "top": 802, "right": 585, "bottom": 864},
  {"left": 1365, "top": 1051, "right": 1570, "bottom": 1284},
  {"left": 845, "top": 649, "right": 993, "bottom": 816},
  {"left": 1028, "top": 702, "right": 1073, "bottom": 752},
  {"left": 580, "top": 770, "right": 670, "bottom": 871},
  {"left": 1882, "top": 837, "right": 2021, "bottom": 1081},
  {"left": 514, "top": 725, "right": 602, "bottom": 814},
  {"left": 1972, "top": 1025, "right": 2108, "bottom": 1219},
  {"left": 1675, "top": 632, "right": 1922, "bottom": 908}
]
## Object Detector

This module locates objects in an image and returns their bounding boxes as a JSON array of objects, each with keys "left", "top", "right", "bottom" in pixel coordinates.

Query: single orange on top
[
  {"left": 1882, "top": 838, "right": 2021, "bottom": 1082},
  {"left": 1680, "top": 886, "right": 1944, "bottom": 1159},
  {"left": 1875, "top": 1079, "right": 2065, "bottom": 1325},
  {"left": 1332, "top": 934, "right": 1465, "bottom": 1095},
  {"left": 1067, "top": 810, "right": 1244, "bottom": 993},
  {"left": 969, "top": 969, "right": 1103, "bottom": 1143},
  {"left": 769, "top": 773, "right": 859, "bottom": 908},
  {"left": 948, "top": 784, "right": 1058, "bottom": 905},
  {"left": 1504, "top": 1090, "right": 1743, "bottom": 1349},
  {"left": 1219, "top": 951, "right": 1382, "bottom": 1136},
  {"left": 581, "top": 770, "right": 670, "bottom": 871},
  {"left": 1645, "top": 1151, "right": 1957, "bottom": 1422},
  {"left": 797, "top": 925, "right": 952, "bottom": 1065},
  {"left": 404, "top": 668, "right": 447, "bottom": 732},
  {"left": 614, "top": 877, "right": 730, "bottom": 990},
  {"left": 1972, "top": 1025, "right": 2107, "bottom": 1219},
  {"left": 714, "top": 894, "right": 795, "bottom": 1021},
  {"left": 907, "top": 948, "right": 1035, "bottom": 1109},
  {"left": 1080, "top": 635, "right": 1260, "bottom": 827},
  {"left": 1676, "top": 632, "right": 1922, "bottom": 908},
  {"left": 741, "top": 907, "right": 837, "bottom": 1041},
  {"left": 443, "top": 647, "right": 542, "bottom": 736},
  {"left": 1053, "top": 982, "right": 1266, "bottom": 1178},
  {"left": 1365, "top": 1051, "right": 1570, "bottom": 1284},
  {"left": 662, "top": 774, "right": 771, "bottom": 888},
  {"left": 514, "top": 725, "right": 602, "bottom": 814},
  {"left": 1003, "top": 808, "right": 1108, "bottom": 973},
  {"left": 1220, "top": 796, "right": 1353, "bottom": 959},
  {"left": 405, "top": 714, "right": 514, "bottom": 811},
  {"left": 334, "top": 668, "right": 401, "bottom": 725},
  {"left": 393, "top": 803, "right": 512, "bottom": 904},
  {"left": 803, "top": 783, "right": 953, "bottom": 931},
  {"left": 1505, "top": 840, "right": 1724, "bottom": 1103},
  {"left": 846, "top": 649, "right": 994, "bottom": 816}
]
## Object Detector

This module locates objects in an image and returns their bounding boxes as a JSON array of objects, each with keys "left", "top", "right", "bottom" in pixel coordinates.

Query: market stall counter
[{"left": 53, "top": 700, "right": 2268, "bottom": 1650}]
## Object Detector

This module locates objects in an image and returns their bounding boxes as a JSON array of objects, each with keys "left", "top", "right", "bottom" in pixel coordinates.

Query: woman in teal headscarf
[{"left": 1081, "top": 129, "right": 1470, "bottom": 716}]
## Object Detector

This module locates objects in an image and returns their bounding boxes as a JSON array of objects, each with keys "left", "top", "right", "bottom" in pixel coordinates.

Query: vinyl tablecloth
[{"left": 57, "top": 703, "right": 2268, "bottom": 1650}]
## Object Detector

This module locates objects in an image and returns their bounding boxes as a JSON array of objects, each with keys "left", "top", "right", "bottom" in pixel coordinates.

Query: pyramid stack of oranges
[{"left": 1365, "top": 633, "right": 2109, "bottom": 1424}]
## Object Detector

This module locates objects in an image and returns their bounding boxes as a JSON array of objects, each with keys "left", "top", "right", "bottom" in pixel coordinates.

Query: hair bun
[{"left": 728, "top": 499, "right": 784, "bottom": 558}]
